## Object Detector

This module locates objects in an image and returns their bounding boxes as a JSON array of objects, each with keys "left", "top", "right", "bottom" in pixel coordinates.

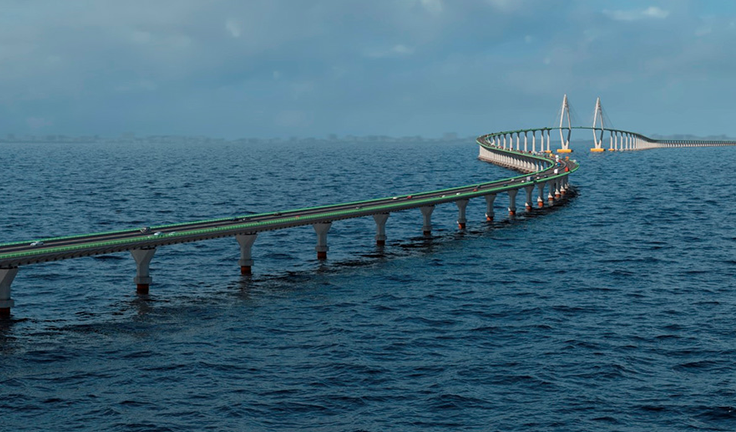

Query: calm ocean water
[{"left": 1, "top": 139, "right": 736, "bottom": 431}]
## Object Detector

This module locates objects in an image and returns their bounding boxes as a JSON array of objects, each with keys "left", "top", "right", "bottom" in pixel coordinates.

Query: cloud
[
  {"left": 419, "top": 0, "right": 442, "bottom": 15},
  {"left": 365, "top": 44, "right": 415, "bottom": 58},
  {"left": 26, "top": 117, "right": 53, "bottom": 130},
  {"left": 274, "top": 110, "right": 310, "bottom": 128},
  {"left": 225, "top": 18, "right": 241, "bottom": 38},
  {"left": 604, "top": 6, "right": 670, "bottom": 22},
  {"left": 1, "top": 1, "right": 736, "bottom": 138},
  {"left": 485, "top": 0, "right": 521, "bottom": 12},
  {"left": 115, "top": 79, "right": 158, "bottom": 93}
]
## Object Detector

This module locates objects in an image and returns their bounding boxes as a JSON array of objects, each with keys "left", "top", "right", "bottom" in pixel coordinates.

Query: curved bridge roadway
[
  {"left": 482, "top": 126, "right": 736, "bottom": 152},
  {"left": 0, "top": 141, "right": 578, "bottom": 317}
]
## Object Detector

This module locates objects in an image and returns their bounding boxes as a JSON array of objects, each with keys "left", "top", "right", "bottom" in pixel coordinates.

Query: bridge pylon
[
  {"left": 591, "top": 97, "right": 606, "bottom": 152},
  {"left": 557, "top": 94, "right": 573, "bottom": 153}
]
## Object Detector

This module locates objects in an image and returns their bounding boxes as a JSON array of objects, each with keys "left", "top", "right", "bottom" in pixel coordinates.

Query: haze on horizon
[{"left": 1, "top": 0, "right": 734, "bottom": 139}]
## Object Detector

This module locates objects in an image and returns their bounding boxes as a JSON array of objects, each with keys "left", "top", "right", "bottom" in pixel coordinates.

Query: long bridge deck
[
  {"left": 0, "top": 149, "right": 573, "bottom": 268},
  {"left": 0, "top": 143, "right": 578, "bottom": 317}
]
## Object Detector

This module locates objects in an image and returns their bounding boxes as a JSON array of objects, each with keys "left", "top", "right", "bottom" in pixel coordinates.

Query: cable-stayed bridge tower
[
  {"left": 591, "top": 97, "right": 606, "bottom": 152},
  {"left": 558, "top": 94, "right": 573, "bottom": 153}
]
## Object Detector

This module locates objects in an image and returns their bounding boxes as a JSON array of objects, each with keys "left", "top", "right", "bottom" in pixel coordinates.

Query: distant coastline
[
  {"left": 0, "top": 133, "right": 473, "bottom": 145},
  {"left": 649, "top": 133, "right": 736, "bottom": 141},
  {"left": 3, "top": 132, "right": 735, "bottom": 145}
]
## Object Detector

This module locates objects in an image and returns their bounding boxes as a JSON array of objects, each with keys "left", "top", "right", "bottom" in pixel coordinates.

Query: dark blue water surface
[{"left": 2, "top": 139, "right": 736, "bottom": 431}]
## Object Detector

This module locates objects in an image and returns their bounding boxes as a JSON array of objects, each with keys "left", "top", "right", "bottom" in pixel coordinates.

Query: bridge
[
  {"left": 1, "top": 95, "right": 734, "bottom": 318},
  {"left": 483, "top": 95, "right": 736, "bottom": 153},
  {"left": 0, "top": 148, "right": 575, "bottom": 318}
]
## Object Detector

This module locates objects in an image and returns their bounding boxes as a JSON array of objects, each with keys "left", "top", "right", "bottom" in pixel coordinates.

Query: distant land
[
  {"left": 2, "top": 132, "right": 734, "bottom": 145},
  {"left": 649, "top": 133, "right": 736, "bottom": 141},
  {"left": 0, "top": 132, "right": 471, "bottom": 145}
]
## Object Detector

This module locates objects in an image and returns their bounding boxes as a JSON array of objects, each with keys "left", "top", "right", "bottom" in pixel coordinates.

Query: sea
[{"left": 1, "top": 138, "right": 735, "bottom": 431}]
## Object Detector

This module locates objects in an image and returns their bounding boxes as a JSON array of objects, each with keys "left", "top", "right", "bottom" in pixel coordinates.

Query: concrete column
[
  {"left": 541, "top": 130, "right": 545, "bottom": 152},
  {"left": 236, "top": 233, "right": 257, "bottom": 275},
  {"left": 420, "top": 206, "right": 434, "bottom": 236},
  {"left": 516, "top": 133, "right": 520, "bottom": 151},
  {"left": 0, "top": 267, "right": 18, "bottom": 318},
  {"left": 546, "top": 129, "right": 551, "bottom": 152},
  {"left": 484, "top": 194, "right": 496, "bottom": 221},
  {"left": 131, "top": 248, "right": 156, "bottom": 294},
  {"left": 532, "top": 131, "right": 537, "bottom": 152},
  {"left": 508, "top": 189, "right": 518, "bottom": 216},
  {"left": 537, "top": 182, "right": 546, "bottom": 207},
  {"left": 548, "top": 179, "right": 556, "bottom": 203},
  {"left": 456, "top": 199, "right": 469, "bottom": 229},
  {"left": 373, "top": 213, "right": 390, "bottom": 246},
  {"left": 503, "top": 134, "right": 507, "bottom": 149},
  {"left": 524, "top": 185, "right": 535, "bottom": 211},
  {"left": 524, "top": 132, "right": 528, "bottom": 152},
  {"left": 313, "top": 222, "right": 332, "bottom": 260},
  {"left": 555, "top": 180, "right": 561, "bottom": 199}
]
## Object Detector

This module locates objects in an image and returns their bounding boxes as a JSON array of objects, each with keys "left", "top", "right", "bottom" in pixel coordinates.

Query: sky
[{"left": 1, "top": 0, "right": 736, "bottom": 139}]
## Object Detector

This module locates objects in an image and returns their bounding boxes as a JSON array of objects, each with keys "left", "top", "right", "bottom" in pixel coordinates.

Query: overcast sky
[{"left": 1, "top": 0, "right": 735, "bottom": 138}]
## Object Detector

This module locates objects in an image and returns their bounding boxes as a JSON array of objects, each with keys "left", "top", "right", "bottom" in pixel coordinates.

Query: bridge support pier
[
  {"left": 131, "top": 248, "right": 156, "bottom": 294},
  {"left": 373, "top": 213, "right": 390, "bottom": 246},
  {"left": 236, "top": 233, "right": 257, "bottom": 275},
  {"left": 0, "top": 268, "right": 18, "bottom": 318},
  {"left": 456, "top": 199, "right": 469, "bottom": 229},
  {"left": 538, "top": 182, "right": 546, "bottom": 208},
  {"left": 524, "top": 185, "right": 535, "bottom": 211},
  {"left": 313, "top": 222, "right": 331, "bottom": 260},
  {"left": 420, "top": 206, "right": 434, "bottom": 236},
  {"left": 548, "top": 180, "right": 556, "bottom": 203},
  {"left": 507, "top": 189, "right": 518, "bottom": 216},
  {"left": 484, "top": 194, "right": 496, "bottom": 221}
]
